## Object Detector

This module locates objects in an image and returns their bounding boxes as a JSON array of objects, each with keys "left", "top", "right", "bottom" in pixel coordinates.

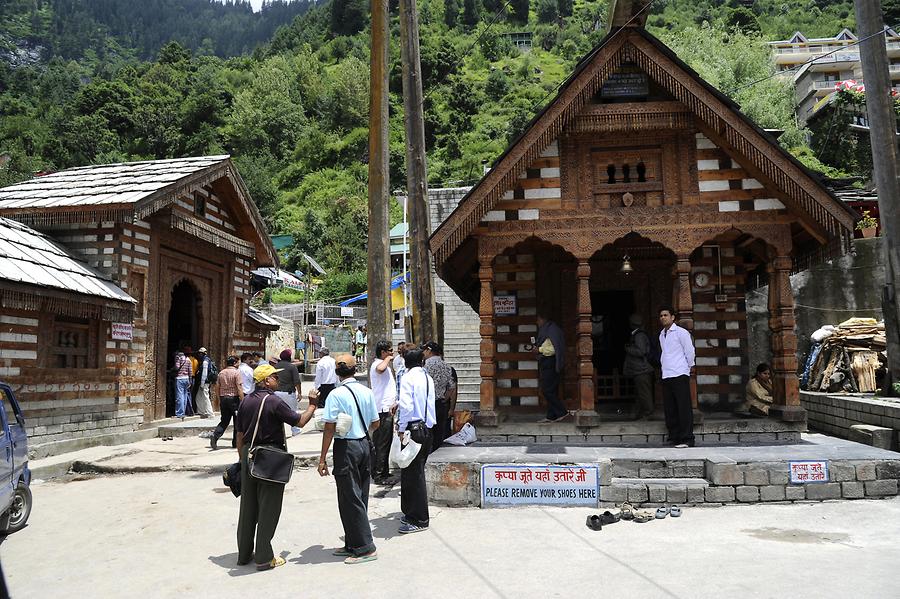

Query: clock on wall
[{"left": 693, "top": 270, "right": 713, "bottom": 289}]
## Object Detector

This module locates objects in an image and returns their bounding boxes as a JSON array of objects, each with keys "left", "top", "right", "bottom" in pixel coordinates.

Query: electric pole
[
  {"left": 366, "top": 0, "right": 391, "bottom": 364},
  {"left": 855, "top": 0, "right": 900, "bottom": 391},
  {"left": 400, "top": 0, "right": 436, "bottom": 343}
]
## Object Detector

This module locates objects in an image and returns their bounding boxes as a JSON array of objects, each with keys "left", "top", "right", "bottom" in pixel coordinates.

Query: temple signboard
[{"left": 481, "top": 464, "right": 599, "bottom": 507}]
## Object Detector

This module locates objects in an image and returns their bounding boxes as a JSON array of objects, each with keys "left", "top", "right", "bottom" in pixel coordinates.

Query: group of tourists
[
  {"left": 235, "top": 336, "right": 456, "bottom": 570},
  {"left": 170, "top": 345, "right": 217, "bottom": 420}
]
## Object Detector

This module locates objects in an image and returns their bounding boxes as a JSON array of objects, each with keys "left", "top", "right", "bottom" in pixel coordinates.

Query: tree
[
  {"left": 444, "top": 0, "right": 461, "bottom": 28},
  {"left": 537, "top": 0, "right": 558, "bottom": 24},
  {"left": 509, "top": 0, "right": 529, "bottom": 25},
  {"left": 462, "top": 0, "right": 481, "bottom": 30},
  {"left": 557, "top": 0, "right": 572, "bottom": 18},
  {"left": 485, "top": 68, "right": 511, "bottom": 100}
]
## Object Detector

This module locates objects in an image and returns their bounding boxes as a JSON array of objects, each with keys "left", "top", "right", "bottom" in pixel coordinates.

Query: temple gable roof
[{"left": 430, "top": 27, "right": 856, "bottom": 270}]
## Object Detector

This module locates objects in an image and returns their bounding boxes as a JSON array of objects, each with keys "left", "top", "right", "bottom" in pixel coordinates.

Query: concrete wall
[
  {"left": 802, "top": 391, "right": 900, "bottom": 451},
  {"left": 747, "top": 237, "right": 884, "bottom": 370}
]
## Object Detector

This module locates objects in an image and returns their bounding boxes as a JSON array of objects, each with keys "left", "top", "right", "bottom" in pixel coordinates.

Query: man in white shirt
[
  {"left": 369, "top": 340, "right": 397, "bottom": 484},
  {"left": 239, "top": 353, "right": 255, "bottom": 396},
  {"left": 314, "top": 348, "right": 338, "bottom": 408},
  {"left": 396, "top": 349, "right": 435, "bottom": 534},
  {"left": 658, "top": 306, "right": 696, "bottom": 448}
]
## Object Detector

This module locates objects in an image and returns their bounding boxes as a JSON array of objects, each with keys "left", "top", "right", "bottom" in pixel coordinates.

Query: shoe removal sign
[{"left": 481, "top": 464, "right": 599, "bottom": 507}]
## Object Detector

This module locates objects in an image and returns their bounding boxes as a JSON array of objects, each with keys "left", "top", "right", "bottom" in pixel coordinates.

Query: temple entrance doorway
[
  {"left": 165, "top": 279, "right": 202, "bottom": 417},
  {"left": 589, "top": 233, "right": 675, "bottom": 413}
]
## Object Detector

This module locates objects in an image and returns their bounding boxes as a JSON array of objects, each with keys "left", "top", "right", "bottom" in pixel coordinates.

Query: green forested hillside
[{"left": 0, "top": 0, "right": 890, "bottom": 296}]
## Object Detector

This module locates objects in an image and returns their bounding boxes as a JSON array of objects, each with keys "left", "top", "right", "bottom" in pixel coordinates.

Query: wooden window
[
  {"left": 49, "top": 317, "right": 98, "bottom": 369},
  {"left": 194, "top": 192, "right": 207, "bottom": 218}
]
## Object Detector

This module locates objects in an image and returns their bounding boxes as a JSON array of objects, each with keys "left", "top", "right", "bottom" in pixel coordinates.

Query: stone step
[{"left": 603, "top": 477, "right": 710, "bottom": 506}]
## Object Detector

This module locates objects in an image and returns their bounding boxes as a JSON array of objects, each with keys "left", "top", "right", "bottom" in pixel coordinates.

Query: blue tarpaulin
[{"left": 339, "top": 272, "right": 409, "bottom": 306}]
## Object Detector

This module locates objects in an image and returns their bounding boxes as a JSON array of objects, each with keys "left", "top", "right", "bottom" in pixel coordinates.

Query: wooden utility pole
[
  {"left": 366, "top": 0, "right": 391, "bottom": 363},
  {"left": 400, "top": 0, "right": 436, "bottom": 344},
  {"left": 855, "top": 0, "right": 900, "bottom": 391}
]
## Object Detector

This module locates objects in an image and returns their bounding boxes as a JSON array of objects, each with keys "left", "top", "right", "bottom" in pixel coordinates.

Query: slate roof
[
  {"left": 0, "top": 156, "right": 228, "bottom": 210},
  {"left": 0, "top": 216, "right": 135, "bottom": 304}
]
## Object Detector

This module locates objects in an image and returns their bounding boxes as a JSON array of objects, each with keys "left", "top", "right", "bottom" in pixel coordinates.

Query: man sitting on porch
[{"left": 536, "top": 313, "right": 567, "bottom": 423}]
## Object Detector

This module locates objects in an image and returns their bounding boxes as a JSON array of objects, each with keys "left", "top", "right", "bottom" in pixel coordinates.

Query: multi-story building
[{"left": 768, "top": 28, "right": 900, "bottom": 124}]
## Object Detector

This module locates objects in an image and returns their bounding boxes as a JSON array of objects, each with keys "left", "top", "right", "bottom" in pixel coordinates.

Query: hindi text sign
[
  {"left": 111, "top": 323, "right": 133, "bottom": 341},
  {"left": 493, "top": 295, "right": 517, "bottom": 316},
  {"left": 789, "top": 460, "right": 829, "bottom": 484},
  {"left": 481, "top": 464, "right": 599, "bottom": 507}
]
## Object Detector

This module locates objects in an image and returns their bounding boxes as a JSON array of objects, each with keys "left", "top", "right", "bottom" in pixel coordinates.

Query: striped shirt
[
  {"left": 217, "top": 366, "right": 241, "bottom": 397},
  {"left": 174, "top": 354, "right": 192, "bottom": 379}
]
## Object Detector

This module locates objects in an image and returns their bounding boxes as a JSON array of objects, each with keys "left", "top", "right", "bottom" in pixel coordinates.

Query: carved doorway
[
  {"left": 165, "top": 279, "right": 203, "bottom": 417},
  {"left": 590, "top": 233, "right": 675, "bottom": 411}
]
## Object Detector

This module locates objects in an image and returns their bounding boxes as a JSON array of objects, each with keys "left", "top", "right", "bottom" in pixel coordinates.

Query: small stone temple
[
  {"left": 0, "top": 156, "right": 278, "bottom": 443},
  {"left": 430, "top": 17, "right": 856, "bottom": 430}
]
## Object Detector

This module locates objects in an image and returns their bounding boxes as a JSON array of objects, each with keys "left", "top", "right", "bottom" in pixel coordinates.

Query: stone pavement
[
  {"left": 29, "top": 423, "right": 327, "bottom": 480},
  {"left": 5, "top": 469, "right": 900, "bottom": 598}
]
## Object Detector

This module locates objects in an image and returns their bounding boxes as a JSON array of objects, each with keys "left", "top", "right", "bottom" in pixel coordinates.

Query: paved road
[{"left": 3, "top": 470, "right": 898, "bottom": 598}]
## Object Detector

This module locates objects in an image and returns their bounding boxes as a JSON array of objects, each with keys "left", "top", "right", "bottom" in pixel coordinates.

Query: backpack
[{"left": 205, "top": 358, "right": 219, "bottom": 385}]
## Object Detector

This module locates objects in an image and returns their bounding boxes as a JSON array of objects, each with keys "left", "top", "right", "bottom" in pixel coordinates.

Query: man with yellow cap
[{"left": 234, "top": 363, "right": 316, "bottom": 571}]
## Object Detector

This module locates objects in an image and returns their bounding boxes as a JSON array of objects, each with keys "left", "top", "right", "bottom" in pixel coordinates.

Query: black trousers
[
  {"left": 332, "top": 438, "right": 376, "bottom": 556},
  {"left": 400, "top": 428, "right": 432, "bottom": 527},
  {"left": 372, "top": 411, "right": 394, "bottom": 479},
  {"left": 662, "top": 375, "right": 694, "bottom": 443},
  {"left": 539, "top": 356, "right": 566, "bottom": 419},
  {"left": 237, "top": 446, "right": 284, "bottom": 565},
  {"left": 213, "top": 395, "right": 240, "bottom": 447},
  {"left": 632, "top": 373, "right": 654, "bottom": 418},
  {"left": 431, "top": 398, "right": 450, "bottom": 453},
  {"left": 317, "top": 383, "right": 335, "bottom": 409}
]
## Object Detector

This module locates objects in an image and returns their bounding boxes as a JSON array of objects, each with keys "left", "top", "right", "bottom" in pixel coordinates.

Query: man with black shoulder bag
[
  {"left": 396, "top": 348, "right": 436, "bottom": 534},
  {"left": 234, "top": 363, "right": 316, "bottom": 571},
  {"left": 317, "top": 354, "right": 380, "bottom": 564}
]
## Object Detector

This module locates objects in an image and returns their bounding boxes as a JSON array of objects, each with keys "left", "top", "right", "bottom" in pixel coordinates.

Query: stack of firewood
[{"left": 803, "top": 318, "right": 885, "bottom": 394}]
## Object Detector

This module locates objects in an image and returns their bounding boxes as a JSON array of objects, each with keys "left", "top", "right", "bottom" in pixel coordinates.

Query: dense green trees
[{"left": 0, "top": 0, "right": 875, "bottom": 300}]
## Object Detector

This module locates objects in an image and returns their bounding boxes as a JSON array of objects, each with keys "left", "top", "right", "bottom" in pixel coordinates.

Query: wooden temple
[{"left": 430, "top": 24, "right": 856, "bottom": 429}]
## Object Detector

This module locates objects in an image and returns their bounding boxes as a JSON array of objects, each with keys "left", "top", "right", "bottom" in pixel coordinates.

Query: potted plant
[{"left": 857, "top": 210, "right": 878, "bottom": 238}]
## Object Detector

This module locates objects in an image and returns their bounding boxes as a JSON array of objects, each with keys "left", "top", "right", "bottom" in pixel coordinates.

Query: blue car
[{"left": 0, "top": 383, "right": 31, "bottom": 534}]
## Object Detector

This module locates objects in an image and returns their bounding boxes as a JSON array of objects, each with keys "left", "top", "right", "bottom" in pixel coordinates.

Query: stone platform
[
  {"left": 426, "top": 433, "right": 900, "bottom": 508},
  {"left": 476, "top": 413, "right": 805, "bottom": 445}
]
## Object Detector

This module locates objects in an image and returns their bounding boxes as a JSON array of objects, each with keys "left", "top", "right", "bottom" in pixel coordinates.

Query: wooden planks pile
[{"left": 805, "top": 318, "right": 885, "bottom": 393}]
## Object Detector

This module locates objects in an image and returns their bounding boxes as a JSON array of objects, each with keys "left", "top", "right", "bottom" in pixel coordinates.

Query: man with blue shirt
[
  {"left": 658, "top": 306, "right": 696, "bottom": 448},
  {"left": 317, "top": 353, "right": 380, "bottom": 564}
]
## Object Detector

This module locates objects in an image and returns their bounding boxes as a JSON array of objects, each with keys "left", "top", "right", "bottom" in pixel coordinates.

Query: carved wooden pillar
[
  {"left": 476, "top": 264, "right": 499, "bottom": 426},
  {"left": 673, "top": 255, "right": 699, "bottom": 414},
  {"left": 767, "top": 255, "right": 805, "bottom": 422},
  {"left": 574, "top": 259, "right": 599, "bottom": 427}
]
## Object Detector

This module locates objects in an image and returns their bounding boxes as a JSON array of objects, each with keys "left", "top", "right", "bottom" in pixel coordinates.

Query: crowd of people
[{"left": 207, "top": 336, "right": 456, "bottom": 570}]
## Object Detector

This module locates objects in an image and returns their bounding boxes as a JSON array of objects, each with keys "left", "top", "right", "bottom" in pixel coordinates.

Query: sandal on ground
[
  {"left": 633, "top": 510, "right": 654, "bottom": 523},
  {"left": 620, "top": 502, "right": 635, "bottom": 521},
  {"left": 670, "top": 505, "right": 682, "bottom": 517},
  {"left": 332, "top": 547, "right": 352, "bottom": 557},
  {"left": 256, "top": 556, "right": 286, "bottom": 571},
  {"left": 344, "top": 552, "right": 378, "bottom": 564},
  {"left": 586, "top": 514, "right": 603, "bottom": 531},
  {"left": 655, "top": 506, "right": 669, "bottom": 519},
  {"left": 600, "top": 510, "right": 620, "bottom": 525}
]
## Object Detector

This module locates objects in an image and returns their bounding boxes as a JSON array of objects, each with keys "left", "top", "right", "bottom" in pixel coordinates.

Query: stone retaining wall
[
  {"left": 801, "top": 391, "right": 900, "bottom": 451},
  {"left": 427, "top": 457, "right": 900, "bottom": 507}
]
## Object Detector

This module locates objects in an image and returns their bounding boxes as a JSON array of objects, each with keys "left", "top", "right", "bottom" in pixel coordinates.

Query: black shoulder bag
[
  {"left": 247, "top": 394, "right": 294, "bottom": 484},
  {"left": 407, "top": 374, "right": 431, "bottom": 445},
  {"left": 345, "top": 384, "right": 377, "bottom": 475}
]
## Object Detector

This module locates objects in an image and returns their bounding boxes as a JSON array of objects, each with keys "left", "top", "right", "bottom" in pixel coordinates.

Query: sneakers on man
[{"left": 398, "top": 523, "right": 428, "bottom": 534}]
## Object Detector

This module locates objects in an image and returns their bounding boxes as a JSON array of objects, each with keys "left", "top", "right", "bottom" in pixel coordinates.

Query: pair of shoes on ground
[
  {"left": 161, "top": 436, "right": 174, "bottom": 441},
  {"left": 619, "top": 502, "right": 659, "bottom": 523},
  {"left": 332, "top": 548, "right": 378, "bottom": 564},
  {"left": 655, "top": 505, "right": 682, "bottom": 519},
  {"left": 585, "top": 510, "right": 621, "bottom": 531}
]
